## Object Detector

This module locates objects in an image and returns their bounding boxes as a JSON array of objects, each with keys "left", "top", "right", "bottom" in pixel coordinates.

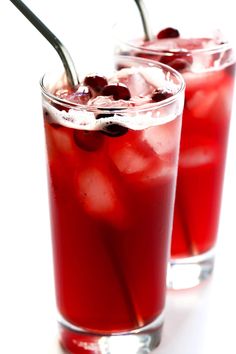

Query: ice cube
[
  {"left": 143, "top": 124, "right": 176, "bottom": 155},
  {"left": 118, "top": 72, "right": 154, "bottom": 97},
  {"left": 139, "top": 67, "right": 167, "bottom": 90},
  {"left": 186, "top": 90, "right": 218, "bottom": 119},
  {"left": 78, "top": 168, "right": 116, "bottom": 214},
  {"left": 77, "top": 167, "right": 127, "bottom": 227},
  {"left": 46, "top": 125, "right": 74, "bottom": 157},
  {"left": 184, "top": 70, "right": 224, "bottom": 91},
  {"left": 88, "top": 95, "right": 130, "bottom": 109},
  {"left": 179, "top": 146, "right": 216, "bottom": 168},
  {"left": 141, "top": 162, "right": 175, "bottom": 182},
  {"left": 111, "top": 143, "right": 151, "bottom": 174}
]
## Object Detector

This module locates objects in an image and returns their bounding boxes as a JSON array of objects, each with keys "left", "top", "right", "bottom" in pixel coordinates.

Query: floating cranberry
[
  {"left": 151, "top": 89, "right": 173, "bottom": 102},
  {"left": 96, "top": 113, "right": 128, "bottom": 137},
  {"left": 169, "top": 58, "right": 191, "bottom": 71},
  {"left": 160, "top": 50, "right": 192, "bottom": 72},
  {"left": 157, "top": 27, "right": 180, "bottom": 39},
  {"left": 84, "top": 75, "right": 108, "bottom": 94},
  {"left": 73, "top": 130, "right": 104, "bottom": 152},
  {"left": 102, "top": 83, "right": 131, "bottom": 101},
  {"left": 102, "top": 124, "right": 128, "bottom": 137}
]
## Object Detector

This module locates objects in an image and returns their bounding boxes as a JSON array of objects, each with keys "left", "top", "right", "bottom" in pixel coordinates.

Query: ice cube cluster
[
  {"left": 134, "top": 27, "right": 233, "bottom": 73},
  {"left": 43, "top": 65, "right": 181, "bottom": 133}
]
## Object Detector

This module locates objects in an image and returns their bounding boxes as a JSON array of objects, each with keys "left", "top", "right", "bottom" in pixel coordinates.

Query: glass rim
[
  {"left": 40, "top": 55, "right": 185, "bottom": 115},
  {"left": 113, "top": 23, "right": 233, "bottom": 57}
]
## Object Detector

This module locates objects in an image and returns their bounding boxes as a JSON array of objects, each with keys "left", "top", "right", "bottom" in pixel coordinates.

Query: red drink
[
  {"left": 41, "top": 56, "right": 184, "bottom": 352},
  {"left": 118, "top": 28, "right": 236, "bottom": 288},
  {"left": 172, "top": 61, "right": 235, "bottom": 258}
]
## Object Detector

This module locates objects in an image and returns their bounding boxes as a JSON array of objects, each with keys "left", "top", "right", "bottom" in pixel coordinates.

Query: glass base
[
  {"left": 167, "top": 249, "right": 215, "bottom": 290},
  {"left": 58, "top": 313, "right": 164, "bottom": 354}
]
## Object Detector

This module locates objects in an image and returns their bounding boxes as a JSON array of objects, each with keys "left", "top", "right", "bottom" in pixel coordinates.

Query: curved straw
[
  {"left": 134, "top": 0, "right": 154, "bottom": 41},
  {"left": 9, "top": 0, "right": 79, "bottom": 88}
]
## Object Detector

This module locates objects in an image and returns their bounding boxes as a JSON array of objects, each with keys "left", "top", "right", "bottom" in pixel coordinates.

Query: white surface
[{"left": 0, "top": 1, "right": 236, "bottom": 353}]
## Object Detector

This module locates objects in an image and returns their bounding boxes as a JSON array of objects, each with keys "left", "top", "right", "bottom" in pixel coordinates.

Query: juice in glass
[
  {"left": 116, "top": 27, "right": 236, "bottom": 288},
  {"left": 41, "top": 56, "right": 184, "bottom": 352}
]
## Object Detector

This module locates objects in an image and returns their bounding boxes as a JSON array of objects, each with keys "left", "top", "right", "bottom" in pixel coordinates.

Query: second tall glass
[
  {"left": 115, "top": 24, "right": 236, "bottom": 289},
  {"left": 41, "top": 55, "right": 185, "bottom": 353}
]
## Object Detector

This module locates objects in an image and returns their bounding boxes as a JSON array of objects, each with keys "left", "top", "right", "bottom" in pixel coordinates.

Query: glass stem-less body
[
  {"left": 116, "top": 33, "right": 236, "bottom": 287},
  {"left": 45, "top": 122, "right": 179, "bottom": 332},
  {"left": 41, "top": 56, "right": 184, "bottom": 352},
  {"left": 172, "top": 64, "right": 235, "bottom": 258}
]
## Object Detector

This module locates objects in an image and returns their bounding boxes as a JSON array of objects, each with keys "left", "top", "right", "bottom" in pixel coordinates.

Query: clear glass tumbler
[
  {"left": 40, "top": 55, "right": 185, "bottom": 353},
  {"left": 115, "top": 24, "right": 236, "bottom": 289}
]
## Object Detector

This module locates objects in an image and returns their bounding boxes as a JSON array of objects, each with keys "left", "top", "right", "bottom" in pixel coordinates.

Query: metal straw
[
  {"left": 9, "top": 0, "right": 79, "bottom": 88},
  {"left": 134, "top": 0, "right": 154, "bottom": 41}
]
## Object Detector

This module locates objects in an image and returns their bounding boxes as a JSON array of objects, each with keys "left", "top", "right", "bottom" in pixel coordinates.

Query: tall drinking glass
[
  {"left": 41, "top": 55, "right": 184, "bottom": 353},
  {"left": 115, "top": 25, "right": 236, "bottom": 289}
]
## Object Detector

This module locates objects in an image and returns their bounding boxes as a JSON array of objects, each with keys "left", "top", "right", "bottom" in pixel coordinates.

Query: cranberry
[
  {"left": 157, "top": 27, "right": 180, "bottom": 39},
  {"left": 102, "top": 124, "right": 128, "bottom": 137},
  {"left": 73, "top": 130, "right": 104, "bottom": 152},
  {"left": 168, "top": 58, "right": 191, "bottom": 71},
  {"left": 96, "top": 113, "right": 128, "bottom": 137},
  {"left": 160, "top": 50, "right": 192, "bottom": 72},
  {"left": 84, "top": 75, "right": 108, "bottom": 94},
  {"left": 151, "top": 89, "right": 173, "bottom": 102},
  {"left": 101, "top": 83, "right": 131, "bottom": 101}
]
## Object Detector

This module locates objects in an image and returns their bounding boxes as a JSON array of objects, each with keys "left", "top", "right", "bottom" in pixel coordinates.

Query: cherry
[
  {"left": 151, "top": 89, "right": 173, "bottom": 102},
  {"left": 101, "top": 83, "right": 131, "bottom": 101},
  {"left": 157, "top": 27, "right": 180, "bottom": 39},
  {"left": 73, "top": 130, "right": 104, "bottom": 152},
  {"left": 84, "top": 75, "right": 108, "bottom": 94},
  {"left": 96, "top": 113, "right": 128, "bottom": 137}
]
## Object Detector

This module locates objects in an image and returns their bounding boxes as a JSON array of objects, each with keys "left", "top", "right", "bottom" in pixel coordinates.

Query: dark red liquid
[
  {"left": 44, "top": 115, "right": 181, "bottom": 332},
  {"left": 172, "top": 64, "right": 236, "bottom": 257},
  {"left": 128, "top": 37, "right": 236, "bottom": 258}
]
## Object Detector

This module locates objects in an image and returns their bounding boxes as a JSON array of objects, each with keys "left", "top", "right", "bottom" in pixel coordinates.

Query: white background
[{"left": 0, "top": 1, "right": 236, "bottom": 353}]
